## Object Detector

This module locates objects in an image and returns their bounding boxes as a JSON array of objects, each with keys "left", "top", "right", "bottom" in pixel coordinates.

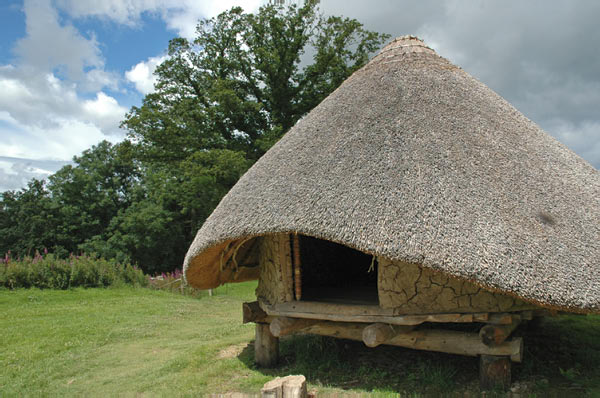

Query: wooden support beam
[
  {"left": 479, "top": 355, "right": 511, "bottom": 391},
  {"left": 479, "top": 318, "right": 522, "bottom": 346},
  {"left": 292, "top": 234, "right": 302, "bottom": 301},
  {"left": 279, "top": 234, "right": 294, "bottom": 302},
  {"left": 255, "top": 324, "right": 279, "bottom": 367},
  {"left": 302, "top": 321, "right": 523, "bottom": 362},
  {"left": 243, "top": 301, "right": 272, "bottom": 324},
  {"left": 260, "top": 300, "right": 490, "bottom": 326},
  {"left": 362, "top": 323, "right": 414, "bottom": 347},
  {"left": 270, "top": 317, "right": 320, "bottom": 337}
]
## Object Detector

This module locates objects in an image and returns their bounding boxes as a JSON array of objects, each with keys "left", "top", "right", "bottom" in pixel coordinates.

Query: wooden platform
[{"left": 258, "top": 299, "right": 501, "bottom": 326}]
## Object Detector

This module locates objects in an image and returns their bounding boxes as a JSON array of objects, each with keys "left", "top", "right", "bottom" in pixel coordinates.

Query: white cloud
[
  {"left": 15, "top": 0, "right": 105, "bottom": 85},
  {"left": 125, "top": 55, "right": 167, "bottom": 94},
  {"left": 0, "top": 67, "right": 126, "bottom": 136},
  {"left": 53, "top": 0, "right": 165, "bottom": 26},
  {"left": 163, "top": 0, "right": 263, "bottom": 38},
  {"left": 54, "top": 0, "right": 263, "bottom": 39},
  {"left": 82, "top": 92, "right": 129, "bottom": 134},
  {"left": 0, "top": 113, "right": 120, "bottom": 161}
]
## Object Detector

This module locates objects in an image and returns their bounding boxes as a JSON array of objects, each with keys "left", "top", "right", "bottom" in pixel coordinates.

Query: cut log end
[
  {"left": 261, "top": 375, "right": 307, "bottom": 398},
  {"left": 243, "top": 301, "right": 269, "bottom": 324},
  {"left": 362, "top": 323, "right": 413, "bottom": 347},
  {"left": 479, "top": 318, "right": 522, "bottom": 347}
]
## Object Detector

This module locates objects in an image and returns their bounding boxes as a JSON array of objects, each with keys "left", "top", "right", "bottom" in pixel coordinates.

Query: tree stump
[
  {"left": 255, "top": 323, "right": 279, "bottom": 367},
  {"left": 261, "top": 375, "right": 306, "bottom": 398},
  {"left": 479, "top": 355, "right": 511, "bottom": 391}
]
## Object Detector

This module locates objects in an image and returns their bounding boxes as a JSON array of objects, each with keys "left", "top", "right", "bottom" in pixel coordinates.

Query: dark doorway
[{"left": 298, "top": 235, "right": 378, "bottom": 305}]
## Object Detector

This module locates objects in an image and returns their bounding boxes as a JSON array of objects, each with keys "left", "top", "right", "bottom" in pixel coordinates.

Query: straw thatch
[{"left": 184, "top": 36, "right": 600, "bottom": 313}]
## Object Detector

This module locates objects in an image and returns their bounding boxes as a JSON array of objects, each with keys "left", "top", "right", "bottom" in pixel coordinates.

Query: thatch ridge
[{"left": 184, "top": 36, "right": 600, "bottom": 313}]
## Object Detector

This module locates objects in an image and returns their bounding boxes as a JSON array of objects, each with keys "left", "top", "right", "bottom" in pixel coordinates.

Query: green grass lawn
[{"left": 1, "top": 283, "right": 599, "bottom": 396}]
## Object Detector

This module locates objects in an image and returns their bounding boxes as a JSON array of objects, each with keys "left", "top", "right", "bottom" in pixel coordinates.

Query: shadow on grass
[{"left": 234, "top": 315, "right": 600, "bottom": 396}]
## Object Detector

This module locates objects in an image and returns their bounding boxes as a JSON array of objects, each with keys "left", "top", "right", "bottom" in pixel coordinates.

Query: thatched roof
[{"left": 184, "top": 36, "right": 600, "bottom": 313}]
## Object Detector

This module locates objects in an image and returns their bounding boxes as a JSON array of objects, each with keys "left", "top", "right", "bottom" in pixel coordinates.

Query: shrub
[{"left": 0, "top": 251, "right": 148, "bottom": 289}]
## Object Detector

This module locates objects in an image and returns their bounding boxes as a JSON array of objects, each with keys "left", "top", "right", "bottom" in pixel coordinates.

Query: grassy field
[{"left": 1, "top": 283, "right": 599, "bottom": 396}]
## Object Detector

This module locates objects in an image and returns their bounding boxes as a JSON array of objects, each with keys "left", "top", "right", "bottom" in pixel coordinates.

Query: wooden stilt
[
  {"left": 255, "top": 323, "right": 279, "bottom": 367},
  {"left": 479, "top": 355, "right": 511, "bottom": 391}
]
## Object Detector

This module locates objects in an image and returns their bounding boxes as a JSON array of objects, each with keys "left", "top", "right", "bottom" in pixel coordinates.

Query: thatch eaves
[{"left": 184, "top": 36, "right": 600, "bottom": 313}]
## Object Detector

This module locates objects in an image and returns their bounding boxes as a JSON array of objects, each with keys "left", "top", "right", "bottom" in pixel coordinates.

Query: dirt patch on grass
[{"left": 217, "top": 343, "right": 250, "bottom": 359}]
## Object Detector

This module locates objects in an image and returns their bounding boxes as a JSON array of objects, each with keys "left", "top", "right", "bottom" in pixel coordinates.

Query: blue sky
[{"left": 0, "top": 0, "right": 599, "bottom": 191}]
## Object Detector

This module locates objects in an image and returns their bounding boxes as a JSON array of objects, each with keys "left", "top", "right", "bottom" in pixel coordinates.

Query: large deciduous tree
[{"left": 122, "top": 1, "right": 389, "bottom": 163}]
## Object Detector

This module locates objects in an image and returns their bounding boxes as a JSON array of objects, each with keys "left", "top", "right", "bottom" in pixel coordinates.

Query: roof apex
[{"left": 377, "top": 35, "right": 436, "bottom": 57}]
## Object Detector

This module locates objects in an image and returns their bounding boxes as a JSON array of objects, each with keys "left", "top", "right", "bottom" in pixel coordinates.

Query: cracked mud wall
[
  {"left": 256, "top": 234, "right": 293, "bottom": 305},
  {"left": 378, "top": 257, "right": 536, "bottom": 314}
]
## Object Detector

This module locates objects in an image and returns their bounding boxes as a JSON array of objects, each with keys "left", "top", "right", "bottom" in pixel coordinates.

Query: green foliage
[
  {"left": 0, "top": 141, "right": 140, "bottom": 260},
  {"left": 0, "top": 179, "right": 59, "bottom": 257},
  {"left": 0, "top": 253, "right": 147, "bottom": 289}
]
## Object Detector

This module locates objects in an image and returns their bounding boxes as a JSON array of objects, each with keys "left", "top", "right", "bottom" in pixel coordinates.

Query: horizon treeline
[{"left": 0, "top": 1, "right": 389, "bottom": 274}]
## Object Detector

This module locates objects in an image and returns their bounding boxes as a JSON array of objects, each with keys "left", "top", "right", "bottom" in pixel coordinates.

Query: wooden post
[
  {"left": 362, "top": 323, "right": 414, "bottom": 347},
  {"left": 255, "top": 323, "right": 279, "bottom": 367},
  {"left": 279, "top": 234, "right": 294, "bottom": 302},
  {"left": 479, "top": 355, "right": 511, "bottom": 391},
  {"left": 270, "top": 317, "right": 319, "bottom": 337},
  {"left": 292, "top": 234, "right": 302, "bottom": 301}
]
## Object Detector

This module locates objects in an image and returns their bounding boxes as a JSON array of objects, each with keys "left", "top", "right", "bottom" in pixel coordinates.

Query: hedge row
[{"left": 0, "top": 253, "right": 148, "bottom": 289}]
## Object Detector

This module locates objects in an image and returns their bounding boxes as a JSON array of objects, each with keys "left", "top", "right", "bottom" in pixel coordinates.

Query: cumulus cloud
[
  {"left": 0, "top": 67, "right": 126, "bottom": 135},
  {"left": 162, "top": 0, "right": 262, "bottom": 38},
  {"left": 54, "top": 0, "right": 262, "bottom": 39},
  {"left": 0, "top": 0, "right": 127, "bottom": 191},
  {"left": 125, "top": 55, "right": 167, "bottom": 94},
  {"left": 15, "top": 0, "right": 107, "bottom": 87},
  {"left": 0, "top": 111, "right": 121, "bottom": 161},
  {"left": 82, "top": 92, "right": 128, "bottom": 134}
]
